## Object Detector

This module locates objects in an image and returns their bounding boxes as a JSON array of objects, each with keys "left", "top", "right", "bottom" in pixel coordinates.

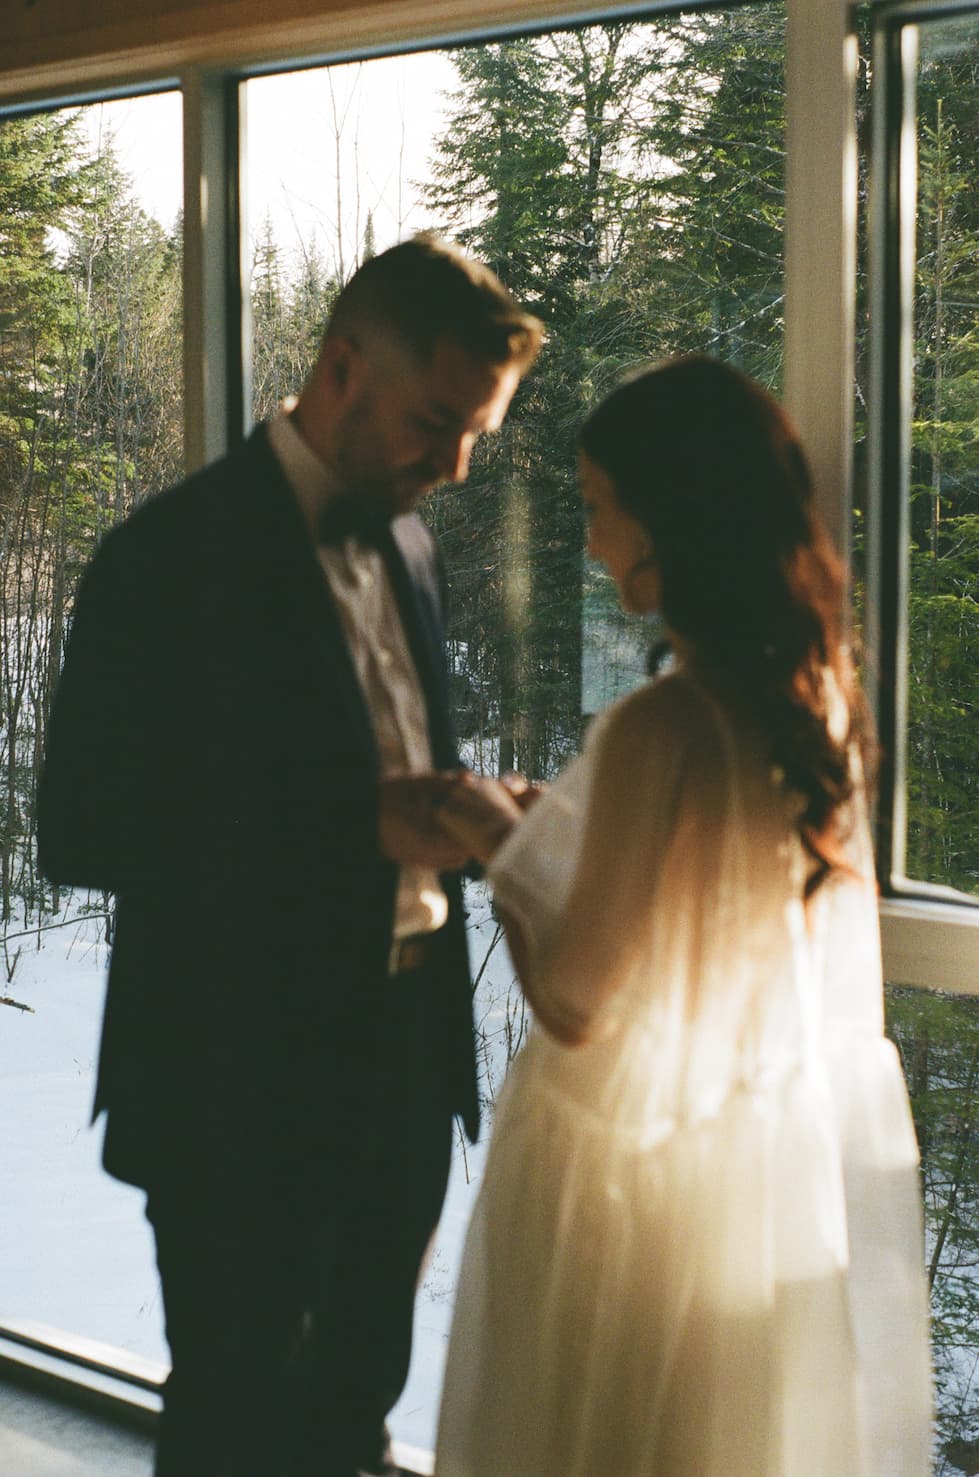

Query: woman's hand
[
  {"left": 436, "top": 774, "right": 525, "bottom": 864},
  {"left": 500, "top": 772, "right": 546, "bottom": 812}
]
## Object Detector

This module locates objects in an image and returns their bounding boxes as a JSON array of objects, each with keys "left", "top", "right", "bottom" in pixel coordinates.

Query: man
[{"left": 37, "top": 235, "right": 543, "bottom": 1476}]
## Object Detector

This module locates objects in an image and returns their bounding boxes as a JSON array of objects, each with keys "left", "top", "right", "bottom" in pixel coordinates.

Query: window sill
[
  {"left": 0, "top": 1319, "right": 434, "bottom": 1475},
  {"left": 880, "top": 896, "right": 979, "bottom": 993}
]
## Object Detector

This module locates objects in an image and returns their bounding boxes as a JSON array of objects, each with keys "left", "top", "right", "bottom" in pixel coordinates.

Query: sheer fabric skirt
[{"left": 435, "top": 1028, "right": 932, "bottom": 1477}]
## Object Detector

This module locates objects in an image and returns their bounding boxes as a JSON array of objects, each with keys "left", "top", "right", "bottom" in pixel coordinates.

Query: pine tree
[
  {"left": 424, "top": 26, "right": 684, "bottom": 776},
  {"left": 0, "top": 110, "right": 182, "bottom": 924}
]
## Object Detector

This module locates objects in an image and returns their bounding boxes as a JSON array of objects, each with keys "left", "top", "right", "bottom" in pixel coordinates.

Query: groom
[{"left": 37, "top": 235, "right": 543, "bottom": 1476}]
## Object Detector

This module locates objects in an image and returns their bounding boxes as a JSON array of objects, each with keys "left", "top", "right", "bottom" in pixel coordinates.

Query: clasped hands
[{"left": 378, "top": 769, "right": 541, "bottom": 869}]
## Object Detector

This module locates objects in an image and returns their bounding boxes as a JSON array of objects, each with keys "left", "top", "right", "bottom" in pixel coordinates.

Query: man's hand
[
  {"left": 378, "top": 773, "right": 472, "bottom": 869},
  {"left": 435, "top": 773, "right": 525, "bottom": 864}
]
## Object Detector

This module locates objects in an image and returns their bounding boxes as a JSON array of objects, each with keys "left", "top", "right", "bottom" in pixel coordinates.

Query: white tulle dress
[{"left": 435, "top": 667, "right": 932, "bottom": 1477}]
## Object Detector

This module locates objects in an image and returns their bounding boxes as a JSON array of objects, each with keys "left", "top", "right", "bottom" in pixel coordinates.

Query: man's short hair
[{"left": 326, "top": 234, "right": 543, "bottom": 372}]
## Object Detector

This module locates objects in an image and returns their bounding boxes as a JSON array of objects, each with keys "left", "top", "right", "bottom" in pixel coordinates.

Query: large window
[
  {"left": 0, "top": 1, "right": 976, "bottom": 1471},
  {"left": 242, "top": 20, "right": 784, "bottom": 1447},
  {"left": 245, "top": 8, "right": 785, "bottom": 763},
  {"left": 866, "top": 5, "right": 979, "bottom": 1465},
  {"left": 904, "top": 12, "right": 979, "bottom": 901},
  {"left": 868, "top": 2, "right": 979, "bottom": 907},
  {"left": 0, "top": 92, "right": 180, "bottom": 1369}
]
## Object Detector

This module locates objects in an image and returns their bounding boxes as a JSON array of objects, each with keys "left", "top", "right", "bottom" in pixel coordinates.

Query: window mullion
[
  {"left": 867, "top": 14, "right": 918, "bottom": 893},
  {"left": 783, "top": 0, "right": 857, "bottom": 560},
  {"left": 181, "top": 67, "right": 244, "bottom": 471}
]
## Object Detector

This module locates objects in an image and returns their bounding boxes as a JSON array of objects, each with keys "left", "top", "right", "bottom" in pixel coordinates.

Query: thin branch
[
  {"left": 0, "top": 995, "right": 34, "bottom": 1013},
  {"left": 1, "top": 912, "right": 112, "bottom": 944}
]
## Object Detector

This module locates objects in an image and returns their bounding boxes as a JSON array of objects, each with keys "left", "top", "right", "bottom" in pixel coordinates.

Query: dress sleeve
[{"left": 487, "top": 676, "right": 725, "bottom": 1036}]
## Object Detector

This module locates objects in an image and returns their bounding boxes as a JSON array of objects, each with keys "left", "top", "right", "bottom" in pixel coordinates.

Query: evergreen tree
[
  {"left": 906, "top": 93, "right": 979, "bottom": 895},
  {"left": 0, "top": 110, "right": 181, "bottom": 925},
  {"left": 424, "top": 27, "right": 682, "bottom": 776},
  {"left": 421, "top": 12, "right": 788, "bottom": 776},
  {"left": 641, "top": 6, "right": 786, "bottom": 388},
  {"left": 251, "top": 224, "right": 338, "bottom": 420},
  {"left": 251, "top": 215, "right": 288, "bottom": 421},
  {"left": 0, "top": 111, "right": 91, "bottom": 922}
]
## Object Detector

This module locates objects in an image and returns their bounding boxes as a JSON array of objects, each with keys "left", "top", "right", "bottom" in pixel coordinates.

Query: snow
[{"left": 0, "top": 886, "right": 515, "bottom": 1456}]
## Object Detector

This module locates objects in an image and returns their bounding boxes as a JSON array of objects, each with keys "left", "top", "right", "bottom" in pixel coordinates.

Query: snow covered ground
[{"left": 0, "top": 884, "right": 515, "bottom": 1455}]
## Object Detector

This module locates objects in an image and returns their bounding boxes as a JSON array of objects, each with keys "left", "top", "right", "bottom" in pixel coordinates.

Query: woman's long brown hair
[{"left": 580, "top": 354, "right": 874, "bottom": 894}]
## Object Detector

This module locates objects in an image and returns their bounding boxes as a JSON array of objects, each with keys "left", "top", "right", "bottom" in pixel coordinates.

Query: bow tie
[{"left": 317, "top": 496, "right": 390, "bottom": 548}]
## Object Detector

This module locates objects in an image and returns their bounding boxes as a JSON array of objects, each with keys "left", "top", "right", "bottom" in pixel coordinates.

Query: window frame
[
  {"left": 0, "top": 0, "right": 976, "bottom": 1422},
  {"left": 865, "top": 0, "right": 979, "bottom": 987}
]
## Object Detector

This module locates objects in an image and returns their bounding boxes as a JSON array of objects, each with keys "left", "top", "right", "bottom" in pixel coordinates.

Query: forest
[{"left": 0, "top": 4, "right": 977, "bottom": 1466}]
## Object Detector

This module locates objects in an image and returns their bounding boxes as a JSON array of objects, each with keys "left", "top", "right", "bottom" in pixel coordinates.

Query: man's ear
[
  {"left": 292, "top": 335, "right": 364, "bottom": 461},
  {"left": 321, "top": 334, "right": 362, "bottom": 402}
]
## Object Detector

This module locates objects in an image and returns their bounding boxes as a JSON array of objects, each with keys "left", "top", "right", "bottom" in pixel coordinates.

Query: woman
[{"left": 434, "top": 357, "right": 931, "bottom": 1476}]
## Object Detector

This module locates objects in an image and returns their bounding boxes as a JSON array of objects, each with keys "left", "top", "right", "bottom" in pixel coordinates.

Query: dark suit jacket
[{"left": 37, "top": 426, "right": 479, "bottom": 1193}]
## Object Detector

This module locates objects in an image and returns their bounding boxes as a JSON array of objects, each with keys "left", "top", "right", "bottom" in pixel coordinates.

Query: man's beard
[
  {"left": 388, "top": 463, "right": 442, "bottom": 511},
  {"left": 333, "top": 407, "right": 439, "bottom": 514}
]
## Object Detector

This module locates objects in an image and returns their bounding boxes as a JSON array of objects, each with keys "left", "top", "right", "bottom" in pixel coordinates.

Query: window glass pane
[
  {"left": 863, "top": 16, "right": 979, "bottom": 1471},
  {"left": 887, "top": 984, "right": 979, "bottom": 1469},
  {"left": 908, "top": 16, "right": 979, "bottom": 896},
  {"left": 0, "top": 92, "right": 181, "bottom": 1366},
  {"left": 245, "top": 5, "right": 785, "bottom": 1451}
]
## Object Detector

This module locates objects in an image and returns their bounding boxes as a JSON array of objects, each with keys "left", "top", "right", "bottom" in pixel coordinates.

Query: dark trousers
[{"left": 147, "top": 967, "right": 457, "bottom": 1477}]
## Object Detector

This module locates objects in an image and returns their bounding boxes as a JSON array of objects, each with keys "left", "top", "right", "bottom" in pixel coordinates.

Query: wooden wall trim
[{"left": 0, "top": 0, "right": 654, "bottom": 105}]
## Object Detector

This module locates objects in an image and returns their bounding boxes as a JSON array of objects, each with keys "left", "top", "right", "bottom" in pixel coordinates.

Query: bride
[{"left": 433, "top": 356, "right": 932, "bottom": 1476}]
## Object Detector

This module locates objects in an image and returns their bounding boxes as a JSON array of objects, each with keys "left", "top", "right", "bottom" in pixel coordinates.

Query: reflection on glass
[
  {"left": 0, "top": 92, "right": 181, "bottom": 1367},
  {"left": 908, "top": 17, "right": 979, "bottom": 897},
  {"left": 248, "top": 7, "right": 786, "bottom": 1451},
  {"left": 888, "top": 985, "right": 979, "bottom": 1470}
]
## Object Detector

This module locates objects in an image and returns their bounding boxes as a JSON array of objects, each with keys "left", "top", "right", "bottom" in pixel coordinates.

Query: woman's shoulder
[
  {"left": 583, "top": 671, "right": 738, "bottom": 801},
  {"left": 594, "top": 668, "right": 731, "bottom": 752}
]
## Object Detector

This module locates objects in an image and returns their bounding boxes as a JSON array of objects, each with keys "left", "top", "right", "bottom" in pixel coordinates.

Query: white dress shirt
[{"left": 266, "top": 402, "right": 449, "bottom": 939}]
